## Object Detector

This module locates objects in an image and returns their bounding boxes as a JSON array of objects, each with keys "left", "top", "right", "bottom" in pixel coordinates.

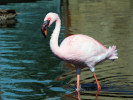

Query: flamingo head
[{"left": 41, "top": 12, "right": 58, "bottom": 38}]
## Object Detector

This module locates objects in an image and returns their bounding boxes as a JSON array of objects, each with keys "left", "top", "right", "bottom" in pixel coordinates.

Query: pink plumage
[{"left": 41, "top": 12, "right": 118, "bottom": 91}]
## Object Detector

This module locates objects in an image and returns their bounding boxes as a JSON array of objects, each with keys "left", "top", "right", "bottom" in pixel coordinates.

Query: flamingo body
[{"left": 60, "top": 34, "right": 106, "bottom": 67}]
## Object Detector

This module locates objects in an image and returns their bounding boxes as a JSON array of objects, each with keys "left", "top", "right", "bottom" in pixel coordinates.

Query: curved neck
[{"left": 50, "top": 17, "right": 62, "bottom": 58}]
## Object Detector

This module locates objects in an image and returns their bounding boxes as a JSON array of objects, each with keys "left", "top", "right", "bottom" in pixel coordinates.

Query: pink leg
[
  {"left": 77, "top": 74, "right": 80, "bottom": 91},
  {"left": 96, "top": 89, "right": 100, "bottom": 100},
  {"left": 77, "top": 91, "right": 81, "bottom": 100},
  {"left": 76, "top": 68, "right": 80, "bottom": 91},
  {"left": 93, "top": 72, "right": 101, "bottom": 90}
]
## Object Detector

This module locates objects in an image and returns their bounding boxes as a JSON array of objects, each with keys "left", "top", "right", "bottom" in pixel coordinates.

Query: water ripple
[{"left": 0, "top": 78, "right": 52, "bottom": 84}]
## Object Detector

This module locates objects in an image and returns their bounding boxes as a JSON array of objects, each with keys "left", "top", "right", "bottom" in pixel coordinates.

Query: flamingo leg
[
  {"left": 93, "top": 72, "right": 101, "bottom": 90},
  {"left": 77, "top": 74, "right": 80, "bottom": 91},
  {"left": 76, "top": 68, "right": 80, "bottom": 91},
  {"left": 77, "top": 91, "right": 81, "bottom": 100}
]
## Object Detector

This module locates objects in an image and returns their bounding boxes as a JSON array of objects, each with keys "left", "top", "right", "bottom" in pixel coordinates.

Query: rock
[
  {"left": 0, "top": 9, "right": 17, "bottom": 28},
  {"left": 0, "top": 9, "right": 17, "bottom": 20}
]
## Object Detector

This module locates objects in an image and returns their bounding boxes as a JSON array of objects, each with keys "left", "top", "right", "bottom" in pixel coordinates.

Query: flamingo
[{"left": 41, "top": 12, "right": 118, "bottom": 91}]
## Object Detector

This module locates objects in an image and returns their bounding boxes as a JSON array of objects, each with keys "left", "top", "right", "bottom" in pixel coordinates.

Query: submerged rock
[
  {"left": 0, "top": 9, "right": 17, "bottom": 20},
  {"left": 0, "top": 9, "right": 17, "bottom": 28}
]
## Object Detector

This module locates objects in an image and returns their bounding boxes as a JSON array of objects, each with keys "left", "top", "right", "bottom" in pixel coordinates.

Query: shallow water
[
  {"left": 60, "top": 0, "right": 133, "bottom": 100},
  {"left": 0, "top": 0, "right": 133, "bottom": 100},
  {"left": 0, "top": 0, "right": 69, "bottom": 100}
]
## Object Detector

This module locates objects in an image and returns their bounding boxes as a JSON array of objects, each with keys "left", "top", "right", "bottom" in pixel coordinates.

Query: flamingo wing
[{"left": 59, "top": 34, "right": 106, "bottom": 63}]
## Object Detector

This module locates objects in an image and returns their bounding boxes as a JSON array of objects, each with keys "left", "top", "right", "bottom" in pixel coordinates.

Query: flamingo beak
[{"left": 41, "top": 20, "right": 50, "bottom": 38}]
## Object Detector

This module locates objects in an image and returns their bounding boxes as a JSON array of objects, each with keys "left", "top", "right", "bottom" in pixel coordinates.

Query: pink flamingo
[{"left": 41, "top": 12, "right": 118, "bottom": 91}]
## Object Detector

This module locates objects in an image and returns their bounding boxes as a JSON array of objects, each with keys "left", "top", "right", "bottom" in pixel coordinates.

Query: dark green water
[{"left": 1, "top": 0, "right": 133, "bottom": 100}]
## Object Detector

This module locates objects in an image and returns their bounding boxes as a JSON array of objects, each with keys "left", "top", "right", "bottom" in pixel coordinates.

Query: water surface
[
  {"left": 60, "top": 0, "right": 133, "bottom": 100},
  {"left": 0, "top": 0, "right": 69, "bottom": 100},
  {"left": 0, "top": 0, "right": 133, "bottom": 100}
]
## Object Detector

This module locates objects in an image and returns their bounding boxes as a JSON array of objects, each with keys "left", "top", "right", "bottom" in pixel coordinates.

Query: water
[
  {"left": 0, "top": 0, "right": 133, "bottom": 100},
  {"left": 0, "top": 0, "right": 69, "bottom": 100}
]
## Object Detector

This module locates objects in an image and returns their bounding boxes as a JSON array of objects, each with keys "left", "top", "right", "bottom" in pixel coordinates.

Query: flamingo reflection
[{"left": 62, "top": 90, "right": 100, "bottom": 100}]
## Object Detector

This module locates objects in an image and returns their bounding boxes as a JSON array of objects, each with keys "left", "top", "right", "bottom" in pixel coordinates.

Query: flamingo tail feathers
[{"left": 107, "top": 45, "right": 118, "bottom": 60}]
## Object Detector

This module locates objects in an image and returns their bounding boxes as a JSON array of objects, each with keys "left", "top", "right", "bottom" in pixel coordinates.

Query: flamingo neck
[{"left": 50, "top": 17, "right": 62, "bottom": 58}]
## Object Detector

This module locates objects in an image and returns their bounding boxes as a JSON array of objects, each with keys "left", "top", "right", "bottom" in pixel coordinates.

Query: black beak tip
[
  {"left": 44, "top": 34, "right": 47, "bottom": 38},
  {"left": 41, "top": 30, "right": 47, "bottom": 38}
]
